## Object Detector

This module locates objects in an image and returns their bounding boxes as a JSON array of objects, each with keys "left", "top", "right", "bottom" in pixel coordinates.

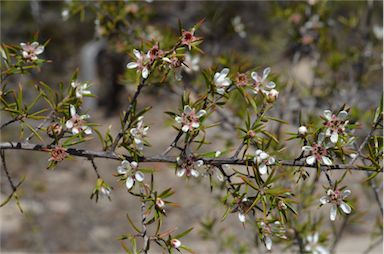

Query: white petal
[
  {"left": 260, "top": 152, "right": 269, "bottom": 160},
  {"left": 216, "top": 88, "right": 225, "bottom": 94},
  {"left": 162, "top": 57, "right": 171, "bottom": 63},
  {"left": 196, "top": 110, "right": 206, "bottom": 118},
  {"left": 302, "top": 146, "right": 312, "bottom": 152},
  {"left": 184, "top": 105, "right": 192, "bottom": 114},
  {"left": 323, "top": 110, "right": 332, "bottom": 121},
  {"left": 65, "top": 120, "right": 73, "bottom": 129},
  {"left": 320, "top": 196, "right": 329, "bottom": 204},
  {"left": 72, "top": 128, "right": 79, "bottom": 135},
  {"left": 262, "top": 67, "right": 271, "bottom": 81},
  {"left": 259, "top": 164, "right": 267, "bottom": 175},
  {"left": 318, "top": 133, "right": 325, "bottom": 143},
  {"left": 330, "top": 204, "right": 337, "bottom": 221},
  {"left": 196, "top": 160, "right": 204, "bottom": 167},
  {"left": 221, "top": 68, "right": 230, "bottom": 76},
  {"left": 342, "top": 189, "right": 351, "bottom": 199},
  {"left": 84, "top": 127, "right": 92, "bottom": 135},
  {"left": 135, "top": 171, "right": 145, "bottom": 182},
  {"left": 175, "top": 116, "right": 182, "bottom": 123},
  {"left": 215, "top": 151, "right": 221, "bottom": 157},
  {"left": 191, "top": 169, "right": 199, "bottom": 177},
  {"left": 126, "top": 177, "right": 134, "bottom": 189},
  {"left": 306, "top": 155, "right": 316, "bottom": 165},
  {"left": 134, "top": 137, "right": 142, "bottom": 145},
  {"left": 316, "top": 246, "right": 329, "bottom": 254},
  {"left": 121, "top": 160, "right": 130, "bottom": 168},
  {"left": 130, "top": 128, "right": 138, "bottom": 136},
  {"left": 322, "top": 156, "right": 332, "bottom": 166},
  {"left": 182, "top": 125, "right": 190, "bottom": 132},
  {"left": 313, "top": 232, "right": 319, "bottom": 243},
  {"left": 35, "top": 46, "right": 44, "bottom": 54},
  {"left": 266, "top": 81, "right": 276, "bottom": 89},
  {"left": 130, "top": 161, "right": 138, "bottom": 169},
  {"left": 191, "top": 122, "right": 200, "bottom": 128},
  {"left": 268, "top": 156, "right": 275, "bottom": 165},
  {"left": 265, "top": 236, "right": 272, "bottom": 250},
  {"left": 117, "top": 166, "right": 127, "bottom": 174},
  {"left": 337, "top": 110, "right": 348, "bottom": 120},
  {"left": 70, "top": 105, "right": 76, "bottom": 116},
  {"left": 142, "top": 68, "right": 149, "bottom": 79},
  {"left": 126, "top": 62, "right": 138, "bottom": 69},
  {"left": 238, "top": 212, "right": 246, "bottom": 222},
  {"left": 330, "top": 132, "right": 338, "bottom": 143},
  {"left": 176, "top": 168, "right": 185, "bottom": 177},
  {"left": 251, "top": 71, "right": 259, "bottom": 82},
  {"left": 133, "top": 49, "right": 141, "bottom": 59},
  {"left": 340, "top": 202, "right": 351, "bottom": 214},
  {"left": 255, "top": 149, "right": 263, "bottom": 156}
]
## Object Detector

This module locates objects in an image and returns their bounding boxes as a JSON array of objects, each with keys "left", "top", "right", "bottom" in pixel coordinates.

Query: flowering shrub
[{"left": 1, "top": 1, "right": 383, "bottom": 253}]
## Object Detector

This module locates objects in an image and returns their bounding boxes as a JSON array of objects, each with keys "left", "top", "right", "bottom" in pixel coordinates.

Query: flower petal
[
  {"left": 238, "top": 212, "right": 246, "bottom": 222},
  {"left": 323, "top": 110, "right": 332, "bottom": 121},
  {"left": 259, "top": 163, "right": 267, "bottom": 175},
  {"left": 65, "top": 120, "right": 73, "bottom": 129},
  {"left": 342, "top": 189, "right": 351, "bottom": 199},
  {"left": 126, "top": 177, "right": 134, "bottom": 189},
  {"left": 337, "top": 110, "right": 348, "bottom": 120},
  {"left": 191, "top": 169, "right": 199, "bottom": 177},
  {"left": 320, "top": 196, "right": 329, "bottom": 204},
  {"left": 262, "top": 67, "right": 271, "bottom": 81},
  {"left": 176, "top": 168, "right": 185, "bottom": 177},
  {"left": 340, "top": 202, "right": 351, "bottom": 214},
  {"left": 135, "top": 171, "right": 145, "bottom": 182},
  {"left": 306, "top": 155, "right": 316, "bottom": 165},
  {"left": 322, "top": 156, "right": 332, "bottom": 166},
  {"left": 182, "top": 125, "right": 190, "bottom": 132},
  {"left": 196, "top": 110, "right": 206, "bottom": 118},
  {"left": 127, "top": 62, "right": 138, "bottom": 69},
  {"left": 330, "top": 132, "right": 338, "bottom": 143},
  {"left": 265, "top": 236, "right": 272, "bottom": 250},
  {"left": 330, "top": 204, "right": 337, "bottom": 221},
  {"left": 70, "top": 105, "right": 76, "bottom": 117},
  {"left": 142, "top": 67, "right": 149, "bottom": 79}
]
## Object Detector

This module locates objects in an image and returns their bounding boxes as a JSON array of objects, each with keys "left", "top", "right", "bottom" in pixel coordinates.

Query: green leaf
[{"left": 174, "top": 227, "right": 193, "bottom": 239}]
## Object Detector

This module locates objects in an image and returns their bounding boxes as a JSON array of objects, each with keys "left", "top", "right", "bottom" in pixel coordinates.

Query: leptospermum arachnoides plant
[{"left": 1, "top": 16, "right": 383, "bottom": 254}]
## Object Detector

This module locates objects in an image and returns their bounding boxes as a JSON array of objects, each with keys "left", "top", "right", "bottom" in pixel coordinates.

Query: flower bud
[
  {"left": 298, "top": 125, "right": 308, "bottom": 136},
  {"left": 47, "top": 123, "right": 63, "bottom": 138},
  {"left": 170, "top": 239, "right": 181, "bottom": 248},
  {"left": 265, "top": 89, "right": 279, "bottom": 103},
  {"left": 156, "top": 197, "right": 165, "bottom": 209}
]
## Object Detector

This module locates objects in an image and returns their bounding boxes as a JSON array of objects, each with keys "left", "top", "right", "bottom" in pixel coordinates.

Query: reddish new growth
[
  {"left": 48, "top": 146, "right": 68, "bottom": 162},
  {"left": 235, "top": 73, "right": 248, "bottom": 87}
]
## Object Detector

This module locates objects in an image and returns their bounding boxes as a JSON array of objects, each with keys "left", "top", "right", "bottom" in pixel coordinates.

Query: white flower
[
  {"left": 298, "top": 125, "right": 308, "bottom": 136},
  {"left": 130, "top": 116, "right": 149, "bottom": 151},
  {"left": 304, "top": 233, "right": 329, "bottom": 254},
  {"left": 323, "top": 110, "right": 349, "bottom": 143},
  {"left": 302, "top": 134, "right": 332, "bottom": 166},
  {"left": 251, "top": 67, "right": 276, "bottom": 94},
  {"left": 65, "top": 105, "right": 92, "bottom": 135},
  {"left": 232, "top": 16, "right": 247, "bottom": 38},
  {"left": 176, "top": 157, "right": 203, "bottom": 178},
  {"left": 214, "top": 68, "right": 231, "bottom": 94},
  {"left": 259, "top": 221, "right": 286, "bottom": 251},
  {"left": 182, "top": 53, "right": 200, "bottom": 74},
  {"left": 320, "top": 189, "right": 351, "bottom": 221},
  {"left": 175, "top": 105, "right": 206, "bottom": 132},
  {"left": 100, "top": 186, "right": 111, "bottom": 199},
  {"left": 254, "top": 149, "right": 275, "bottom": 175},
  {"left": 71, "top": 81, "right": 91, "bottom": 99},
  {"left": 20, "top": 41, "right": 44, "bottom": 61},
  {"left": 127, "top": 49, "right": 150, "bottom": 79},
  {"left": 236, "top": 197, "right": 249, "bottom": 223},
  {"left": 117, "top": 160, "right": 144, "bottom": 190},
  {"left": 162, "top": 54, "right": 183, "bottom": 81},
  {"left": 170, "top": 239, "right": 181, "bottom": 248}
]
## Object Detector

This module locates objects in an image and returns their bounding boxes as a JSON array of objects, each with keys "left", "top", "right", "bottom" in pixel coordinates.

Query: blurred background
[{"left": 1, "top": 1, "right": 383, "bottom": 253}]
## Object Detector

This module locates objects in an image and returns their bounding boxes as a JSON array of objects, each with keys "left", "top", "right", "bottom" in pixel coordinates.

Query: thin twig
[
  {"left": 0, "top": 150, "right": 16, "bottom": 192},
  {"left": 89, "top": 157, "right": 101, "bottom": 179},
  {"left": 0, "top": 142, "right": 380, "bottom": 172}
]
